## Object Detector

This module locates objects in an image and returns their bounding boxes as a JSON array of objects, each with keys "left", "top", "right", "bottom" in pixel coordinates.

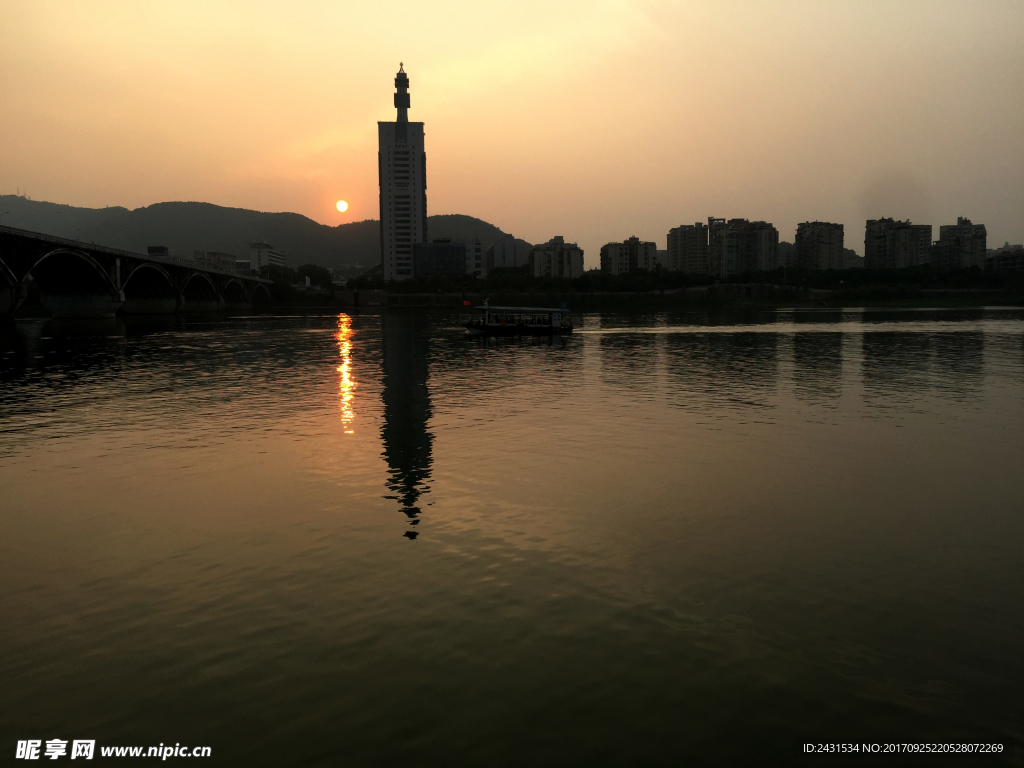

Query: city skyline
[{"left": 1, "top": 1, "right": 1022, "bottom": 261}]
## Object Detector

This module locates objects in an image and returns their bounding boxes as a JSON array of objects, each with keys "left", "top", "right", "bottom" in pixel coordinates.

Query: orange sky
[{"left": 1, "top": 0, "right": 1021, "bottom": 259}]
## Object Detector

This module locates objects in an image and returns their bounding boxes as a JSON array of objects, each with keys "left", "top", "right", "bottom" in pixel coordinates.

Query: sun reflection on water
[{"left": 336, "top": 313, "right": 356, "bottom": 433}]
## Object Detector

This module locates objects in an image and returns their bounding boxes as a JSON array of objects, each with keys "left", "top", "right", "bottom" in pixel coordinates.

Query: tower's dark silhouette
[{"left": 378, "top": 64, "right": 427, "bottom": 281}]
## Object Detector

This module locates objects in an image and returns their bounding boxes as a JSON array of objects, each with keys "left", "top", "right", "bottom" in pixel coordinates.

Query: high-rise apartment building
[
  {"left": 666, "top": 223, "right": 710, "bottom": 273},
  {"left": 529, "top": 236, "right": 585, "bottom": 278},
  {"left": 379, "top": 64, "right": 427, "bottom": 281},
  {"left": 725, "top": 220, "right": 751, "bottom": 275},
  {"left": 932, "top": 217, "right": 987, "bottom": 270},
  {"left": 707, "top": 217, "right": 728, "bottom": 275},
  {"left": 753, "top": 222, "right": 780, "bottom": 271},
  {"left": 706, "top": 219, "right": 779, "bottom": 275},
  {"left": 795, "top": 222, "right": 844, "bottom": 271},
  {"left": 863, "top": 220, "right": 886, "bottom": 269},
  {"left": 600, "top": 236, "right": 658, "bottom": 275},
  {"left": 864, "top": 219, "right": 932, "bottom": 269}
]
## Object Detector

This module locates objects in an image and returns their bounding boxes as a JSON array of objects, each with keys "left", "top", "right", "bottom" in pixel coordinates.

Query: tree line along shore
[{"left": 253, "top": 263, "right": 1024, "bottom": 310}]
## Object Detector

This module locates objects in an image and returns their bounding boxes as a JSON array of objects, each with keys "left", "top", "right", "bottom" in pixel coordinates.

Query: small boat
[{"left": 465, "top": 304, "right": 573, "bottom": 336}]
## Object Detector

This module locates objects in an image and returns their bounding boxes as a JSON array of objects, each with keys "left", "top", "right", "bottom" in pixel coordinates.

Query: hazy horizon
[{"left": 2, "top": 0, "right": 1021, "bottom": 259}]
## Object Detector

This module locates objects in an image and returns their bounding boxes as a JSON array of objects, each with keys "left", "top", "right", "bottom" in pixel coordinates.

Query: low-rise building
[
  {"left": 465, "top": 238, "right": 484, "bottom": 277},
  {"left": 149, "top": 245, "right": 198, "bottom": 266},
  {"left": 843, "top": 251, "right": 865, "bottom": 269},
  {"left": 991, "top": 241, "right": 1024, "bottom": 255},
  {"left": 987, "top": 246, "right": 1024, "bottom": 271},
  {"left": 413, "top": 239, "right": 466, "bottom": 277},
  {"left": 486, "top": 234, "right": 525, "bottom": 272},
  {"left": 600, "top": 236, "right": 658, "bottom": 275},
  {"left": 795, "top": 221, "right": 844, "bottom": 271},
  {"left": 210, "top": 252, "right": 237, "bottom": 272},
  {"left": 410, "top": 238, "right": 484, "bottom": 277},
  {"left": 249, "top": 242, "right": 287, "bottom": 271},
  {"left": 193, "top": 251, "right": 238, "bottom": 273},
  {"left": 529, "top": 236, "right": 584, "bottom": 278}
]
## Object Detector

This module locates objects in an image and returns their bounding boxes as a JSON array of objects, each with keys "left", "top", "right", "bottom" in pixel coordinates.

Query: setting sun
[{"left": 336, "top": 200, "right": 348, "bottom": 213}]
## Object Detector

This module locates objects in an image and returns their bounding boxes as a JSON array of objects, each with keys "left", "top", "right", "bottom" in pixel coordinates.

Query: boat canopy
[{"left": 475, "top": 305, "right": 568, "bottom": 313}]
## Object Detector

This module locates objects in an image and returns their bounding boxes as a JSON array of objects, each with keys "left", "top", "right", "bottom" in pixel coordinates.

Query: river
[{"left": 2, "top": 307, "right": 1021, "bottom": 765}]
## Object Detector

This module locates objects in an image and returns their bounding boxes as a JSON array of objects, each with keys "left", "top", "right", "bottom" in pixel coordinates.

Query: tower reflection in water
[
  {"left": 380, "top": 312, "right": 433, "bottom": 539},
  {"left": 336, "top": 314, "right": 356, "bottom": 433}
]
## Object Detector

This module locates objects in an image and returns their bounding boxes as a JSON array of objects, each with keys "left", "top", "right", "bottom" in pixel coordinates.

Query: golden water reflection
[{"left": 336, "top": 313, "right": 356, "bottom": 433}]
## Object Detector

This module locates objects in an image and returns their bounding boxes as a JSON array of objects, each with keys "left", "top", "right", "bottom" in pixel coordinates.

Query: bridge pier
[
  {"left": 1, "top": 257, "right": 24, "bottom": 317},
  {"left": 0, "top": 285, "right": 23, "bottom": 316}
]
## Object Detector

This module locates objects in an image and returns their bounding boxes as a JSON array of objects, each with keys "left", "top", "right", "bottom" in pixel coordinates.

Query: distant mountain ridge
[{"left": 0, "top": 195, "right": 533, "bottom": 272}]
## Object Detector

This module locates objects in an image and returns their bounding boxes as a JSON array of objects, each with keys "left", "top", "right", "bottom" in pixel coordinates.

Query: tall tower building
[{"left": 379, "top": 64, "right": 427, "bottom": 281}]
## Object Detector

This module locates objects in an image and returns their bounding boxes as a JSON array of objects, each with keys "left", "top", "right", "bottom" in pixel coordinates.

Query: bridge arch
[
  {"left": 122, "top": 263, "right": 178, "bottom": 315},
  {"left": 124, "top": 262, "right": 174, "bottom": 291},
  {"left": 249, "top": 283, "right": 272, "bottom": 306},
  {"left": 221, "top": 279, "right": 248, "bottom": 306},
  {"left": 179, "top": 271, "right": 222, "bottom": 313},
  {"left": 26, "top": 248, "right": 119, "bottom": 296},
  {"left": 23, "top": 248, "right": 122, "bottom": 318}
]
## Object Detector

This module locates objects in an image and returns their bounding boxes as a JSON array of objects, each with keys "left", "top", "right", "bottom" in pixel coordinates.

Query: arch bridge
[{"left": 0, "top": 225, "right": 273, "bottom": 318}]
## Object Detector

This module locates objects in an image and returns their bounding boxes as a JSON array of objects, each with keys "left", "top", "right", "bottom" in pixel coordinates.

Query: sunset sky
[{"left": 2, "top": 0, "right": 1022, "bottom": 258}]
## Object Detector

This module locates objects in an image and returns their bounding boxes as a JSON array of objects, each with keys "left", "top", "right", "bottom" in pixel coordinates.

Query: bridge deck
[
  {"left": 1, "top": 224, "right": 275, "bottom": 317},
  {"left": 0, "top": 224, "right": 272, "bottom": 285}
]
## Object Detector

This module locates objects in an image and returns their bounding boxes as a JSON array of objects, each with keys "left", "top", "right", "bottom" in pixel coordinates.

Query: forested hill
[{"left": 0, "top": 195, "right": 533, "bottom": 271}]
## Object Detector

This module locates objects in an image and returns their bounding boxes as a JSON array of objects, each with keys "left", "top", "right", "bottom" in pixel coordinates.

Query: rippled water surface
[{"left": 2, "top": 307, "right": 1022, "bottom": 765}]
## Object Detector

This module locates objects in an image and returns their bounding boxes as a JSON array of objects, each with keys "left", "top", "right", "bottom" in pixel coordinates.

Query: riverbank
[
  {"left": 376, "top": 284, "right": 1024, "bottom": 310},
  {"left": 8, "top": 282, "right": 1023, "bottom": 320}
]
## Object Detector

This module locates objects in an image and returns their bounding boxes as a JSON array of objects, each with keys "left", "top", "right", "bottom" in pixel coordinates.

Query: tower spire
[{"left": 394, "top": 64, "right": 410, "bottom": 124}]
